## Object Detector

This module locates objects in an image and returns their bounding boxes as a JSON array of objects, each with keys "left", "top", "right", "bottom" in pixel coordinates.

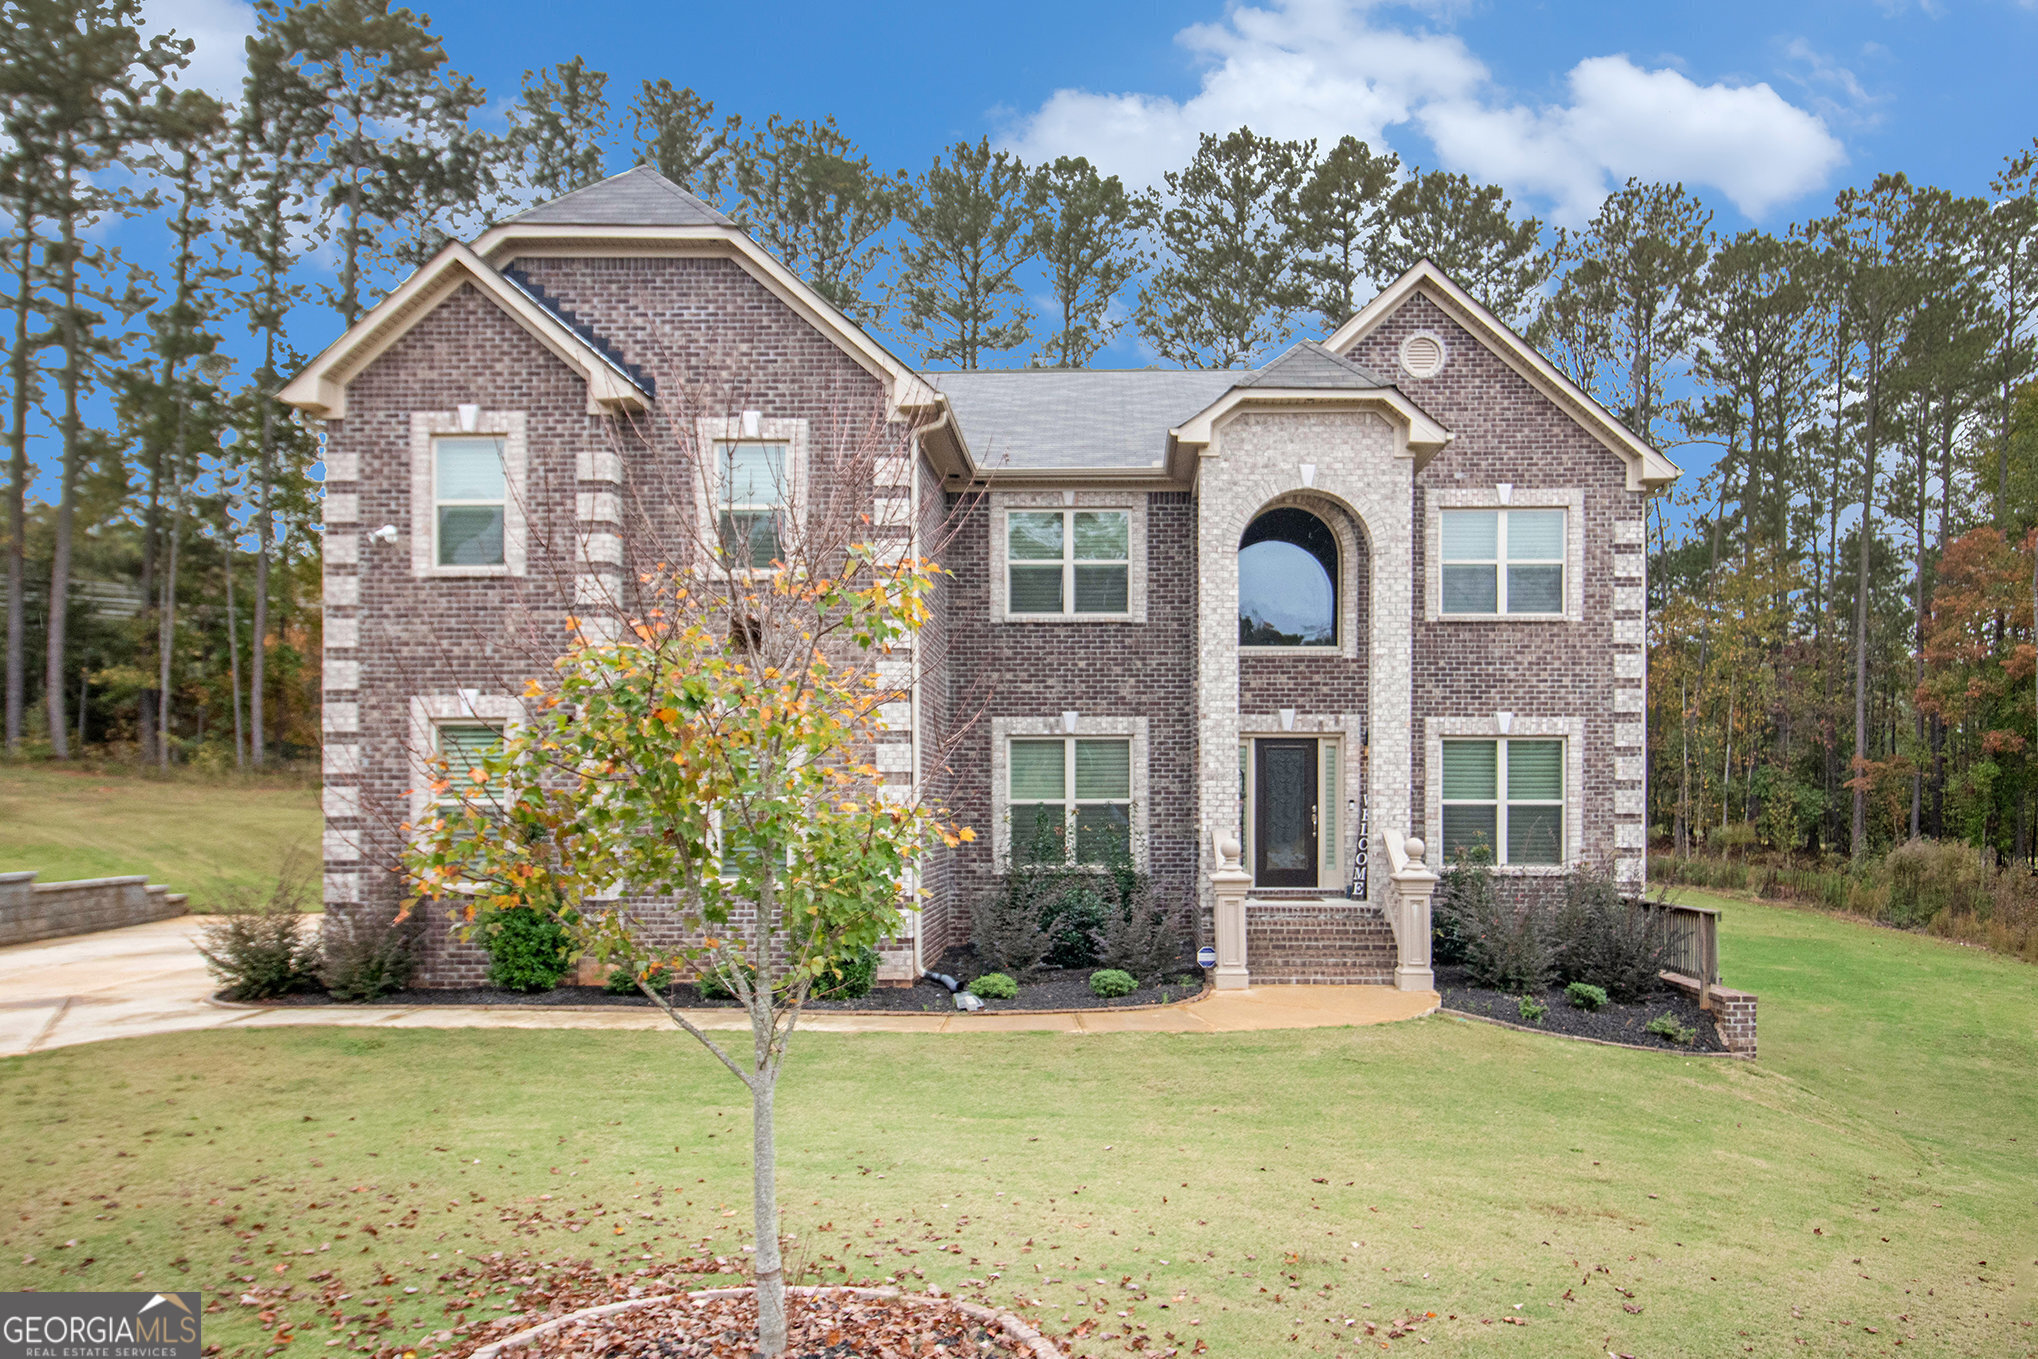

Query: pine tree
[
  {"left": 1984, "top": 143, "right": 2038, "bottom": 525},
  {"left": 224, "top": 22, "right": 320, "bottom": 767},
  {"left": 1137, "top": 127, "right": 1312, "bottom": 369},
  {"left": 630, "top": 80, "right": 738, "bottom": 201},
  {"left": 732, "top": 115, "right": 902, "bottom": 324},
  {"left": 893, "top": 138, "right": 1035, "bottom": 369},
  {"left": 1289, "top": 134, "right": 1399, "bottom": 330},
  {"left": 509, "top": 56, "right": 611, "bottom": 200},
  {"left": 1375, "top": 168, "right": 1550, "bottom": 323},
  {"left": 272, "top": 0, "right": 485, "bottom": 326},
  {"left": 0, "top": 0, "right": 184, "bottom": 757},
  {"left": 1026, "top": 156, "right": 1146, "bottom": 369}
]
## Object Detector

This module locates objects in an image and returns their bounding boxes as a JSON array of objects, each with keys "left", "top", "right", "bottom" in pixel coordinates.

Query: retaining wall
[{"left": 0, "top": 872, "right": 189, "bottom": 946}]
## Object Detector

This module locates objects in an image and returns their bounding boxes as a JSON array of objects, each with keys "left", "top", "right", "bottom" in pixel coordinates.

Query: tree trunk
[
  {"left": 44, "top": 197, "right": 82, "bottom": 760},
  {"left": 751, "top": 1070, "right": 786, "bottom": 1356},
  {"left": 3, "top": 215, "right": 29, "bottom": 754},
  {"left": 225, "top": 528, "right": 245, "bottom": 769},
  {"left": 158, "top": 444, "right": 183, "bottom": 767},
  {"left": 1852, "top": 374, "right": 1880, "bottom": 861},
  {"left": 252, "top": 336, "right": 277, "bottom": 767}
]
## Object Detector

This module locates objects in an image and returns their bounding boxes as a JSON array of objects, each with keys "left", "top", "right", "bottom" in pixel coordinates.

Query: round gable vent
[{"left": 1399, "top": 330, "right": 1446, "bottom": 379}]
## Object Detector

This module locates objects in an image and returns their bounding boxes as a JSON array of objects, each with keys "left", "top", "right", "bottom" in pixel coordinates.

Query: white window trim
[
  {"left": 407, "top": 693, "right": 525, "bottom": 829},
  {"left": 990, "top": 491, "right": 1147, "bottom": 624},
  {"left": 410, "top": 412, "right": 528, "bottom": 579},
  {"left": 1237, "top": 493, "right": 1365, "bottom": 660},
  {"left": 694, "top": 417, "right": 810, "bottom": 576},
  {"left": 1424, "top": 715, "right": 1584, "bottom": 874},
  {"left": 1425, "top": 488, "right": 1584, "bottom": 622},
  {"left": 991, "top": 715, "right": 1150, "bottom": 869}
]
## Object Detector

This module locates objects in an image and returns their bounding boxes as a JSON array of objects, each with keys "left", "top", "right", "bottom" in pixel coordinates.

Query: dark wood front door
[{"left": 1254, "top": 738, "right": 1318, "bottom": 888}]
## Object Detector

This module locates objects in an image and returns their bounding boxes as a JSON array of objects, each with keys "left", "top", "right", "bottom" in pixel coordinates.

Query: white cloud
[
  {"left": 1000, "top": 0, "right": 1846, "bottom": 222},
  {"left": 143, "top": 0, "right": 256, "bottom": 99}
]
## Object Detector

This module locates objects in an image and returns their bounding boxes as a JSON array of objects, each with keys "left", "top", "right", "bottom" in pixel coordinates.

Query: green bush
[
  {"left": 319, "top": 910, "right": 420, "bottom": 1003},
  {"left": 604, "top": 960, "right": 669, "bottom": 995},
  {"left": 970, "top": 874, "right": 1051, "bottom": 978},
  {"left": 1436, "top": 851, "right": 1558, "bottom": 992},
  {"left": 1092, "top": 896, "right": 1183, "bottom": 985},
  {"left": 197, "top": 867, "right": 320, "bottom": 1000},
  {"left": 816, "top": 946, "right": 879, "bottom": 1000},
  {"left": 484, "top": 907, "right": 571, "bottom": 992},
  {"left": 1553, "top": 871, "right": 1676, "bottom": 1001},
  {"left": 1088, "top": 968, "right": 1137, "bottom": 998},
  {"left": 694, "top": 958, "right": 757, "bottom": 1002},
  {"left": 1517, "top": 994, "right": 1549, "bottom": 1024},
  {"left": 1565, "top": 981, "right": 1609, "bottom": 1011},
  {"left": 1043, "top": 884, "right": 1111, "bottom": 969},
  {"left": 1886, "top": 838, "right": 1988, "bottom": 929},
  {"left": 968, "top": 972, "right": 1018, "bottom": 1000},
  {"left": 1645, "top": 1013, "right": 1696, "bottom": 1045}
]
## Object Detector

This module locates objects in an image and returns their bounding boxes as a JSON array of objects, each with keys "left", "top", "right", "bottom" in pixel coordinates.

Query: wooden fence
[{"left": 1631, "top": 897, "right": 1721, "bottom": 992}]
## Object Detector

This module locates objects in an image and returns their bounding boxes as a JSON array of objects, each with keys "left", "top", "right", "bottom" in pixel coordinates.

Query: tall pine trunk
[
  {"left": 44, "top": 191, "right": 83, "bottom": 759},
  {"left": 1853, "top": 369, "right": 1881, "bottom": 860},
  {"left": 3, "top": 215, "right": 30, "bottom": 754},
  {"left": 224, "top": 514, "right": 244, "bottom": 768},
  {"left": 251, "top": 336, "right": 276, "bottom": 767}
]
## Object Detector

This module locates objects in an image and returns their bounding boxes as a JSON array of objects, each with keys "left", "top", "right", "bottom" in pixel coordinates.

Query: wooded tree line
[{"left": 2, "top": 0, "right": 2036, "bottom": 872}]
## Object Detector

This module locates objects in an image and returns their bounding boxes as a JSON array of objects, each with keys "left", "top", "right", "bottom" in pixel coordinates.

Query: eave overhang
[
  {"left": 277, "top": 240, "right": 652, "bottom": 421},
  {"left": 1168, "top": 386, "right": 1455, "bottom": 478},
  {"left": 1324, "top": 260, "right": 1681, "bottom": 493}
]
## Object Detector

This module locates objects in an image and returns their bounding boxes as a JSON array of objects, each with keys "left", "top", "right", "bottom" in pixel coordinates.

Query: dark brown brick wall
[
  {"left": 933, "top": 491, "right": 1201, "bottom": 942},
  {"left": 1348, "top": 292, "right": 1640, "bottom": 886}
]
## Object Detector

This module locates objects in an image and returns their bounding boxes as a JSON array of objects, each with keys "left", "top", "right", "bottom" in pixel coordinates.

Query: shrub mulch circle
[
  {"left": 460, "top": 1284, "right": 1062, "bottom": 1359},
  {"left": 1434, "top": 964, "right": 1727, "bottom": 1054},
  {"left": 223, "top": 969, "right": 1212, "bottom": 1015}
]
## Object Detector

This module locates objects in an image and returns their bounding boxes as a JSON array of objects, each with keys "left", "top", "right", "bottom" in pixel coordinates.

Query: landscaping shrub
[
  {"left": 484, "top": 906, "right": 571, "bottom": 992},
  {"left": 970, "top": 875, "right": 1051, "bottom": 978},
  {"left": 1041, "top": 883, "right": 1111, "bottom": 969},
  {"left": 1092, "top": 895, "right": 1184, "bottom": 985},
  {"left": 967, "top": 972, "right": 1018, "bottom": 1000},
  {"left": 816, "top": 946, "right": 879, "bottom": 1000},
  {"left": 1553, "top": 871, "right": 1677, "bottom": 1001},
  {"left": 1645, "top": 1013, "right": 1696, "bottom": 1045},
  {"left": 695, "top": 958, "right": 757, "bottom": 1002},
  {"left": 1517, "top": 995, "right": 1549, "bottom": 1024},
  {"left": 604, "top": 960, "right": 668, "bottom": 995},
  {"left": 1565, "top": 981, "right": 1608, "bottom": 1011},
  {"left": 1436, "top": 851, "right": 1558, "bottom": 992},
  {"left": 197, "top": 865, "right": 319, "bottom": 1000},
  {"left": 1431, "top": 848, "right": 1493, "bottom": 964},
  {"left": 1088, "top": 968, "right": 1137, "bottom": 998},
  {"left": 318, "top": 910, "right": 420, "bottom": 1002}
]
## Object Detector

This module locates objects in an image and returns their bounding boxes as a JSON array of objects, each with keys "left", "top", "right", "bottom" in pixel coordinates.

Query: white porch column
[
  {"left": 1383, "top": 830, "right": 1438, "bottom": 992},
  {"left": 1210, "top": 831, "right": 1251, "bottom": 990}
]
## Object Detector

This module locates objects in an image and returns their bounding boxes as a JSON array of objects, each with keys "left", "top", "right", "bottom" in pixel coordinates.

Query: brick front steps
[{"left": 1245, "top": 898, "right": 1399, "bottom": 985}]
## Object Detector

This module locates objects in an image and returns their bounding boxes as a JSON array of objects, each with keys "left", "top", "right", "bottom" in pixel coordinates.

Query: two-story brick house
[{"left": 282, "top": 166, "right": 1678, "bottom": 990}]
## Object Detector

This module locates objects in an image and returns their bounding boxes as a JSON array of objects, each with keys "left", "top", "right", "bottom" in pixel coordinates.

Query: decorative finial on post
[{"left": 1404, "top": 836, "right": 1425, "bottom": 865}]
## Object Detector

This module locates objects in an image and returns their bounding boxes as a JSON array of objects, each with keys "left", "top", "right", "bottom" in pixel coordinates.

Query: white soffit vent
[{"left": 1399, "top": 330, "right": 1446, "bottom": 379}]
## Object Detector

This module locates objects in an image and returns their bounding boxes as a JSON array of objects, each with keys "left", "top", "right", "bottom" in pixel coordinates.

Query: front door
[{"left": 1254, "top": 738, "right": 1318, "bottom": 887}]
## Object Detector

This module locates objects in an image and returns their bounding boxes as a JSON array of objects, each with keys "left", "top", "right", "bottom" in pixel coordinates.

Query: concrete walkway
[{"left": 0, "top": 916, "right": 1439, "bottom": 1058}]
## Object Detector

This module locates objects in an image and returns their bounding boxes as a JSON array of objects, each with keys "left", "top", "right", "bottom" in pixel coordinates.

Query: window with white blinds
[
  {"left": 1008, "top": 510, "right": 1130, "bottom": 616},
  {"left": 434, "top": 722, "right": 503, "bottom": 806},
  {"left": 1440, "top": 508, "right": 1565, "bottom": 615},
  {"left": 1009, "top": 737, "right": 1132, "bottom": 864},
  {"left": 1440, "top": 737, "right": 1563, "bottom": 865}
]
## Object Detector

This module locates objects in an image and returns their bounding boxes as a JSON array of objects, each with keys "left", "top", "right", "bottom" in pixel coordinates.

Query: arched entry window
[{"left": 1239, "top": 506, "right": 1337, "bottom": 646}]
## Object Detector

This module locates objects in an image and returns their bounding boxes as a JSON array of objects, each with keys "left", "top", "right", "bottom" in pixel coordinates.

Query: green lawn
[
  {"left": 1, "top": 892, "right": 2033, "bottom": 1358},
  {"left": 0, "top": 763, "right": 319, "bottom": 909}
]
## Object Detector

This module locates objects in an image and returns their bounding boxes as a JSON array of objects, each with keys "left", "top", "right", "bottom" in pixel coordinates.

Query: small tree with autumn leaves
[{"left": 403, "top": 535, "right": 969, "bottom": 1356}]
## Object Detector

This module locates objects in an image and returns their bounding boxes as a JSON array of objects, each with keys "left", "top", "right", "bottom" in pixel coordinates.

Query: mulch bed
[
  {"left": 1435, "top": 964, "right": 1725, "bottom": 1052},
  {"left": 234, "top": 952, "right": 1206, "bottom": 1014},
  {"left": 461, "top": 1289, "right": 1044, "bottom": 1359}
]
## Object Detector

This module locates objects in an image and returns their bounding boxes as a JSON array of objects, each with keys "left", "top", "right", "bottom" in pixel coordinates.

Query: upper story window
[
  {"left": 1441, "top": 508, "right": 1564, "bottom": 615},
  {"left": 1441, "top": 737, "right": 1563, "bottom": 865},
  {"left": 1008, "top": 509, "right": 1129, "bottom": 616},
  {"left": 1009, "top": 735, "right": 1132, "bottom": 864},
  {"left": 1239, "top": 506, "right": 1337, "bottom": 646},
  {"left": 715, "top": 442, "right": 790, "bottom": 570},
  {"left": 434, "top": 436, "right": 507, "bottom": 568}
]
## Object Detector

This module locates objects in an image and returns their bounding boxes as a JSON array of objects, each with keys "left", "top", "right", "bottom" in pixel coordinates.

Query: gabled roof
[
  {"left": 927, "top": 369, "right": 1238, "bottom": 472},
  {"left": 502, "top": 165, "right": 733, "bottom": 228},
  {"left": 1323, "top": 259, "right": 1680, "bottom": 492},
  {"left": 276, "top": 240, "right": 653, "bottom": 421},
  {"left": 1235, "top": 340, "right": 1390, "bottom": 390}
]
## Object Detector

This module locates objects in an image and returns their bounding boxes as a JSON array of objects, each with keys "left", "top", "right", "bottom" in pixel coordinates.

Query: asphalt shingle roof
[
  {"left": 503, "top": 166, "right": 734, "bottom": 229},
  {"left": 1235, "top": 340, "right": 1392, "bottom": 389},
  {"left": 927, "top": 368, "right": 1243, "bottom": 471}
]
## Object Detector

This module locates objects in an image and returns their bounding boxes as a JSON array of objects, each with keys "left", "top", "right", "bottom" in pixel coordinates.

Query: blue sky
[{"left": 92, "top": 0, "right": 2038, "bottom": 508}]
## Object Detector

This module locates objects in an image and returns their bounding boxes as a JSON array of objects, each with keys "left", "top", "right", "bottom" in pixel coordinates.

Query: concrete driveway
[{"left": 0, "top": 916, "right": 1437, "bottom": 1058}]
